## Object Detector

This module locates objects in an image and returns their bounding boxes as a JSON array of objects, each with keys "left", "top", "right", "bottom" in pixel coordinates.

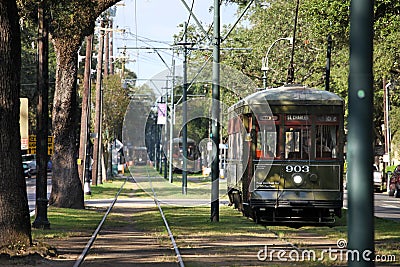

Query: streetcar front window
[
  {"left": 316, "top": 125, "right": 338, "bottom": 158},
  {"left": 285, "top": 127, "right": 311, "bottom": 159},
  {"left": 284, "top": 125, "right": 338, "bottom": 159}
]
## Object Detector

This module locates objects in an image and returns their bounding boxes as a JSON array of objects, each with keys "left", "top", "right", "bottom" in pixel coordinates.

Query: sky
[{"left": 111, "top": 0, "right": 239, "bottom": 86}]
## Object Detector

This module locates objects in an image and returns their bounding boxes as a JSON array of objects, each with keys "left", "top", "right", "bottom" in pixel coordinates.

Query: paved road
[
  {"left": 373, "top": 192, "right": 400, "bottom": 221},
  {"left": 26, "top": 176, "right": 52, "bottom": 213},
  {"left": 343, "top": 189, "right": 400, "bottom": 221},
  {"left": 26, "top": 178, "right": 400, "bottom": 220}
]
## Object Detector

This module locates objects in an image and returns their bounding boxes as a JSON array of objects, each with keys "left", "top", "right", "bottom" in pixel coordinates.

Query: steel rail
[
  {"left": 73, "top": 177, "right": 128, "bottom": 267},
  {"left": 145, "top": 166, "right": 185, "bottom": 267}
]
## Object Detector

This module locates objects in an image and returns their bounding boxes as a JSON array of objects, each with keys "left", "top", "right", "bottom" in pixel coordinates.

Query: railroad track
[
  {"left": 70, "top": 166, "right": 350, "bottom": 267},
  {"left": 72, "top": 170, "right": 185, "bottom": 267}
]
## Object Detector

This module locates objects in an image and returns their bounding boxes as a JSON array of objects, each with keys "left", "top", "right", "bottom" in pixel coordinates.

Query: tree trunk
[
  {"left": 0, "top": 0, "right": 32, "bottom": 246},
  {"left": 49, "top": 37, "right": 84, "bottom": 209},
  {"left": 22, "top": 0, "right": 121, "bottom": 209}
]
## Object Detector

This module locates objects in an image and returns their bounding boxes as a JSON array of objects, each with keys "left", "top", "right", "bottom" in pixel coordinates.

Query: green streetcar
[{"left": 226, "top": 84, "right": 345, "bottom": 224}]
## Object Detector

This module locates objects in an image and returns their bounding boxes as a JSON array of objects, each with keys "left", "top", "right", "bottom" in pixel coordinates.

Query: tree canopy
[
  {"left": 222, "top": 0, "right": 400, "bottom": 159},
  {"left": 18, "top": 0, "right": 121, "bottom": 209}
]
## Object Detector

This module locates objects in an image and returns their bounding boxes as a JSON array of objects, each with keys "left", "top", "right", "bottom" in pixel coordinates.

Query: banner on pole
[{"left": 157, "top": 103, "right": 167, "bottom": 125}]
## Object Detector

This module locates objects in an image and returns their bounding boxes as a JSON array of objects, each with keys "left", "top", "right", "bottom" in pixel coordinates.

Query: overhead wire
[
  {"left": 134, "top": 0, "right": 139, "bottom": 76},
  {"left": 180, "top": 0, "right": 195, "bottom": 43}
]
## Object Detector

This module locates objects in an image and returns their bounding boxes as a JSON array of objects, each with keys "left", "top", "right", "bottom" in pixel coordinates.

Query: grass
[
  {"left": 132, "top": 205, "right": 269, "bottom": 238},
  {"left": 31, "top": 206, "right": 105, "bottom": 240},
  {"left": 126, "top": 165, "right": 229, "bottom": 201},
  {"left": 131, "top": 205, "right": 400, "bottom": 266},
  {"left": 32, "top": 177, "right": 135, "bottom": 241},
  {"left": 30, "top": 171, "right": 400, "bottom": 266},
  {"left": 84, "top": 178, "right": 139, "bottom": 199}
]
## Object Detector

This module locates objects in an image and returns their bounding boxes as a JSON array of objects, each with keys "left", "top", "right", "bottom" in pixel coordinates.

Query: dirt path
[{"left": 82, "top": 205, "right": 178, "bottom": 267}]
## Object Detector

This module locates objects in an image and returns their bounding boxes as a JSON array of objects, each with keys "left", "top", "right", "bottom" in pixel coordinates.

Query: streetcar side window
[
  {"left": 228, "top": 132, "right": 242, "bottom": 160},
  {"left": 256, "top": 126, "right": 277, "bottom": 159}
]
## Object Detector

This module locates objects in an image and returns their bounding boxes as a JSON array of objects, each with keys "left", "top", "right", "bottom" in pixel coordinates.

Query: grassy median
[{"left": 31, "top": 175, "right": 400, "bottom": 266}]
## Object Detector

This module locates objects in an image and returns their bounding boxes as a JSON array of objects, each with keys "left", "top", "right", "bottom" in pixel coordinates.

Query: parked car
[
  {"left": 373, "top": 164, "right": 384, "bottom": 192},
  {"left": 388, "top": 165, "right": 400, "bottom": 198},
  {"left": 22, "top": 162, "right": 32, "bottom": 178},
  {"left": 22, "top": 154, "right": 36, "bottom": 174},
  {"left": 22, "top": 154, "right": 52, "bottom": 174}
]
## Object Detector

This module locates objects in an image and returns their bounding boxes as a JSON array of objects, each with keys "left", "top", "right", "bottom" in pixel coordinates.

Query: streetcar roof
[{"left": 230, "top": 84, "right": 344, "bottom": 111}]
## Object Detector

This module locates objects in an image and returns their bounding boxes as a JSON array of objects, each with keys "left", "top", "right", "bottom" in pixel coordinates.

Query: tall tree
[
  {"left": 225, "top": 0, "right": 400, "bottom": 156},
  {"left": 19, "top": 0, "right": 120, "bottom": 208},
  {"left": 0, "top": 0, "right": 32, "bottom": 246}
]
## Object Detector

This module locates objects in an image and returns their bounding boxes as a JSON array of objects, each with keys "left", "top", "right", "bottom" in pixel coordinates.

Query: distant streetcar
[
  {"left": 132, "top": 146, "right": 148, "bottom": 166},
  {"left": 169, "top": 137, "right": 201, "bottom": 173},
  {"left": 226, "top": 84, "right": 345, "bottom": 224}
]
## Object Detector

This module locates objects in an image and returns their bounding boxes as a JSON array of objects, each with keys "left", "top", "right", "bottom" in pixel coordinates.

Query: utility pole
[
  {"left": 182, "top": 22, "right": 188, "bottom": 195},
  {"left": 347, "top": 0, "right": 374, "bottom": 266},
  {"left": 104, "top": 20, "right": 109, "bottom": 78},
  {"left": 78, "top": 34, "right": 93, "bottom": 194},
  {"left": 33, "top": 0, "right": 50, "bottom": 229},
  {"left": 109, "top": 20, "right": 114, "bottom": 75},
  {"left": 163, "top": 82, "right": 169, "bottom": 180},
  {"left": 121, "top": 46, "right": 126, "bottom": 79},
  {"left": 210, "top": 0, "right": 220, "bottom": 222},
  {"left": 169, "top": 58, "right": 175, "bottom": 183},
  {"left": 92, "top": 20, "right": 105, "bottom": 186}
]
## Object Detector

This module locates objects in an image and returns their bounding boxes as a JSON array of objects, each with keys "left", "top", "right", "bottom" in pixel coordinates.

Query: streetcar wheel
[{"left": 252, "top": 209, "right": 260, "bottom": 224}]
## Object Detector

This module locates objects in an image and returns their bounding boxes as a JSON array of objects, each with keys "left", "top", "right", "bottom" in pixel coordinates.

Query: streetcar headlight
[{"left": 292, "top": 174, "right": 303, "bottom": 185}]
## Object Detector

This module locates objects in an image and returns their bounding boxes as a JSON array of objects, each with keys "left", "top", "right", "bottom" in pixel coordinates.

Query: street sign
[
  {"left": 114, "top": 139, "right": 123, "bottom": 152},
  {"left": 28, "top": 135, "right": 54, "bottom": 155}
]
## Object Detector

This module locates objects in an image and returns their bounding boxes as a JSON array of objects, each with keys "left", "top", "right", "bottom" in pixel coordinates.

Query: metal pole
[
  {"left": 169, "top": 58, "right": 175, "bottom": 183},
  {"left": 384, "top": 79, "right": 391, "bottom": 166},
  {"left": 261, "top": 37, "right": 292, "bottom": 89},
  {"left": 325, "top": 34, "right": 332, "bottom": 92},
  {"left": 33, "top": 0, "right": 50, "bottom": 229},
  {"left": 164, "top": 93, "right": 168, "bottom": 180},
  {"left": 92, "top": 20, "right": 105, "bottom": 186},
  {"left": 182, "top": 22, "right": 188, "bottom": 195},
  {"left": 82, "top": 35, "right": 93, "bottom": 195},
  {"left": 109, "top": 20, "right": 114, "bottom": 75},
  {"left": 211, "top": 0, "right": 220, "bottom": 222},
  {"left": 287, "top": 0, "right": 299, "bottom": 84},
  {"left": 347, "top": 0, "right": 374, "bottom": 266}
]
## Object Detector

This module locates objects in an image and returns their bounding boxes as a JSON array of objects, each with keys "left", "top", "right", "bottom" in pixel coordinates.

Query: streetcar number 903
[{"left": 285, "top": 165, "right": 309, "bottom": 173}]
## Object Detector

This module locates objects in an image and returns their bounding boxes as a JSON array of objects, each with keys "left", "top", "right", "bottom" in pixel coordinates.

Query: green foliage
[
  {"left": 20, "top": 19, "right": 57, "bottom": 134},
  {"left": 222, "top": 0, "right": 400, "bottom": 158},
  {"left": 19, "top": 0, "right": 97, "bottom": 40},
  {"left": 102, "top": 75, "right": 130, "bottom": 141},
  {"left": 49, "top": 1, "right": 95, "bottom": 37}
]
